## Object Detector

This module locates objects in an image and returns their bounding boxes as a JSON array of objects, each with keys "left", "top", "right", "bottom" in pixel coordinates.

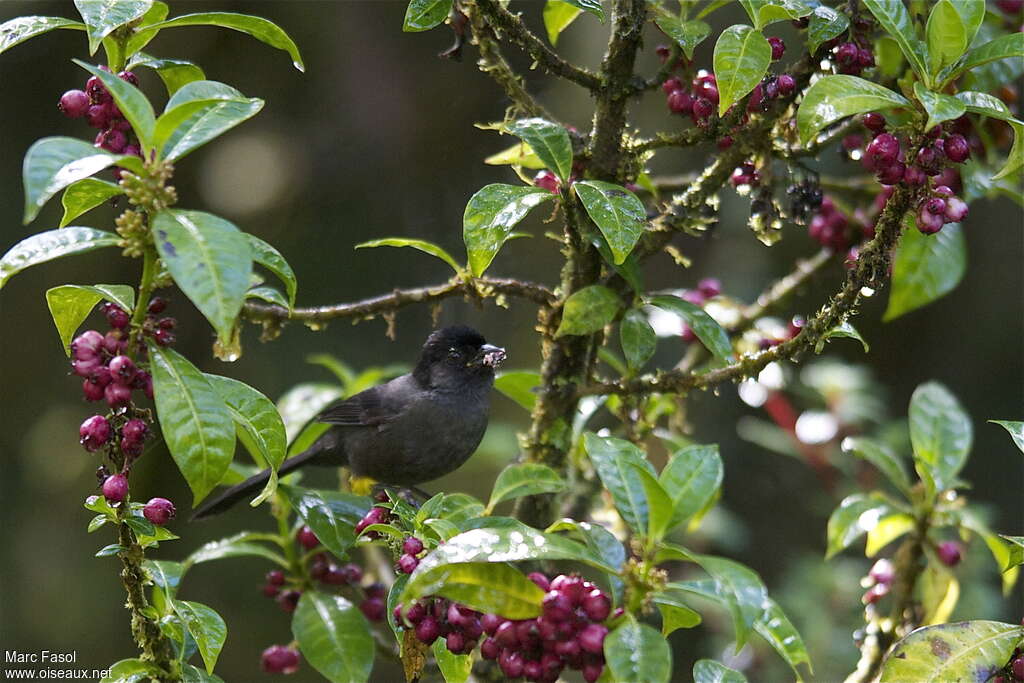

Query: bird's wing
[{"left": 316, "top": 377, "right": 413, "bottom": 427}]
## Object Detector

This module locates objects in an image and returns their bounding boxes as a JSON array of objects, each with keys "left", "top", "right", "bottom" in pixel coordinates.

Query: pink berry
[
  {"left": 944, "top": 196, "right": 968, "bottom": 223},
  {"left": 117, "top": 70, "right": 139, "bottom": 86},
  {"left": 695, "top": 79, "right": 719, "bottom": 104},
  {"left": 692, "top": 97, "right": 714, "bottom": 122},
  {"left": 104, "top": 304, "right": 130, "bottom": 329},
  {"left": 102, "top": 473, "right": 128, "bottom": 503},
  {"left": 777, "top": 73, "right": 796, "bottom": 96},
  {"left": 937, "top": 541, "right": 962, "bottom": 567},
  {"left": 582, "top": 589, "right": 611, "bottom": 621},
  {"left": 902, "top": 165, "right": 927, "bottom": 187},
  {"left": 876, "top": 161, "right": 906, "bottom": 185},
  {"left": 527, "top": 572, "right": 551, "bottom": 591},
  {"left": 86, "top": 75, "right": 110, "bottom": 104},
  {"left": 260, "top": 645, "right": 300, "bottom": 674},
  {"left": 80, "top": 415, "right": 111, "bottom": 452},
  {"left": 494, "top": 620, "right": 519, "bottom": 648},
  {"left": 583, "top": 662, "right": 604, "bottom": 683},
  {"left": 542, "top": 590, "right": 573, "bottom": 621},
  {"left": 869, "top": 559, "right": 895, "bottom": 585},
  {"left": 402, "top": 536, "right": 424, "bottom": 556},
  {"left": 768, "top": 37, "right": 785, "bottom": 60},
  {"left": 415, "top": 616, "right": 441, "bottom": 644},
  {"left": 71, "top": 330, "right": 105, "bottom": 360},
  {"left": 445, "top": 631, "right": 466, "bottom": 654},
  {"left": 698, "top": 277, "right": 721, "bottom": 298},
  {"left": 59, "top": 90, "right": 90, "bottom": 118},
  {"left": 661, "top": 77, "right": 683, "bottom": 94},
  {"left": 667, "top": 89, "right": 693, "bottom": 114},
  {"left": 499, "top": 649, "right": 525, "bottom": 679},
  {"left": 925, "top": 197, "right": 947, "bottom": 215},
  {"left": 944, "top": 134, "right": 970, "bottom": 163},
  {"left": 1011, "top": 655, "right": 1024, "bottom": 679},
  {"left": 143, "top": 497, "right": 175, "bottom": 525},
  {"left": 96, "top": 128, "right": 127, "bottom": 154},
  {"left": 835, "top": 42, "right": 859, "bottom": 66},
  {"left": 108, "top": 355, "right": 137, "bottom": 385},
  {"left": 82, "top": 379, "right": 106, "bottom": 402},
  {"left": 578, "top": 623, "right": 608, "bottom": 653},
  {"left": 104, "top": 382, "right": 133, "bottom": 407},
  {"left": 480, "top": 637, "right": 500, "bottom": 660},
  {"left": 398, "top": 554, "right": 419, "bottom": 574},
  {"left": 917, "top": 206, "right": 945, "bottom": 234},
  {"left": 534, "top": 170, "right": 560, "bottom": 194},
  {"left": 865, "top": 133, "right": 900, "bottom": 169}
]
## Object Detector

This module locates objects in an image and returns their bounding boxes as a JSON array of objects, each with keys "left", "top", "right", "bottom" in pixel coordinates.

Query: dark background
[{"left": 0, "top": 2, "right": 1020, "bottom": 681}]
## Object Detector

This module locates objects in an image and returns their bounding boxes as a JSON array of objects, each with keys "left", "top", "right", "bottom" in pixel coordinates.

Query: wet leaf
[
  {"left": 0, "top": 16, "right": 84, "bottom": 56},
  {"left": 543, "top": 0, "right": 581, "bottom": 45},
  {"left": 172, "top": 600, "right": 226, "bottom": 674},
  {"left": 556, "top": 285, "right": 620, "bottom": 337},
  {"left": 278, "top": 485, "right": 368, "bottom": 558},
  {"left": 185, "top": 531, "right": 288, "bottom": 568},
  {"left": 909, "top": 382, "right": 971, "bottom": 496},
  {"left": 45, "top": 284, "right": 134, "bottom": 354},
  {"left": 914, "top": 83, "right": 966, "bottom": 132},
  {"left": 885, "top": 222, "right": 966, "bottom": 321},
  {"left": 147, "top": 12, "right": 304, "bottom": 71},
  {"left": 713, "top": 25, "right": 771, "bottom": 116},
  {"left": 826, "top": 492, "right": 897, "bottom": 558},
  {"left": 807, "top": 5, "right": 849, "bottom": 54},
  {"left": 815, "top": 321, "right": 869, "bottom": 354},
  {"left": 693, "top": 659, "right": 747, "bottom": 683},
  {"left": 797, "top": 75, "right": 911, "bottom": 145},
  {"left": 738, "top": 0, "right": 813, "bottom": 29},
  {"left": 574, "top": 180, "right": 646, "bottom": 264},
  {"left": 494, "top": 371, "right": 540, "bottom": 411},
  {"left": 432, "top": 639, "right": 472, "bottom": 683},
  {"left": 925, "top": 0, "right": 967, "bottom": 75},
  {"left": 648, "top": 295, "right": 732, "bottom": 360},
  {"left": 356, "top": 237, "right": 461, "bottom": 273},
  {"left": 60, "top": 178, "right": 123, "bottom": 227},
  {"left": 403, "top": 562, "right": 544, "bottom": 619},
  {"left": 506, "top": 118, "right": 573, "bottom": 181},
  {"left": 403, "top": 0, "right": 451, "bottom": 32},
  {"left": 292, "top": 591, "right": 374, "bottom": 683},
  {"left": 463, "top": 184, "right": 553, "bottom": 276},
  {"left": 486, "top": 463, "right": 566, "bottom": 513},
  {"left": 244, "top": 233, "right": 296, "bottom": 307},
  {"left": 878, "top": 620, "right": 1024, "bottom": 683},
  {"left": 841, "top": 437, "right": 911, "bottom": 495},
  {"left": 154, "top": 81, "right": 264, "bottom": 161},
  {"left": 990, "top": 420, "right": 1024, "bottom": 454},
  {"left": 584, "top": 433, "right": 655, "bottom": 536},
  {"left": 1, "top": 227, "right": 121, "bottom": 288},
  {"left": 620, "top": 308, "right": 657, "bottom": 370},
  {"left": 660, "top": 444, "right": 724, "bottom": 531},
  {"left": 652, "top": 591, "right": 702, "bottom": 635},
  {"left": 654, "top": 12, "right": 710, "bottom": 59},
  {"left": 605, "top": 617, "right": 672, "bottom": 683},
  {"left": 74, "top": 0, "right": 152, "bottom": 54},
  {"left": 861, "top": 0, "right": 928, "bottom": 80},
  {"left": 75, "top": 60, "right": 156, "bottom": 150},
  {"left": 127, "top": 53, "right": 206, "bottom": 96}
]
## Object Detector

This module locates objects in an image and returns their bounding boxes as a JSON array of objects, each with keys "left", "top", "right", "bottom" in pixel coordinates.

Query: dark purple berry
[
  {"left": 104, "top": 304, "right": 130, "bottom": 329},
  {"left": 361, "top": 597, "right": 385, "bottom": 621},
  {"left": 494, "top": 620, "right": 518, "bottom": 648},
  {"left": 86, "top": 76, "right": 110, "bottom": 104},
  {"left": 902, "top": 165, "right": 927, "bottom": 187},
  {"left": 267, "top": 570, "right": 286, "bottom": 586},
  {"left": 261, "top": 583, "right": 280, "bottom": 598},
  {"left": 96, "top": 128, "right": 127, "bottom": 154},
  {"left": 996, "top": 0, "right": 1023, "bottom": 12},
  {"left": 82, "top": 379, "right": 106, "bottom": 402},
  {"left": 862, "top": 112, "right": 886, "bottom": 133},
  {"left": 277, "top": 590, "right": 301, "bottom": 613},
  {"left": 296, "top": 525, "right": 319, "bottom": 549},
  {"left": 102, "top": 331, "right": 125, "bottom": 355},
  {"left": 342, "top": 563, "right": 364, "bottom": 584},
  {"left": 117, "top": 70, "right": 139, "bottom": 86},
  {"left": 695, "top": 80, "right": 719, "bottom": 104},
  {"left": 582, "top": 589, "right": 611, "bottom": 621},
  {"left": 944, "top": 134, "right": 970, "bottom": 163},
  {"left": 102, "top": 473, "right": 128, "bottom": 503},
  {"left": 398, "top": 554, "right": 419, "bottom": 574},
  {"left": 582, "top": 661, "right": 604, "bottom": 683},
  {"left": 1011, "top": 655, "right": 1024, "bottom": 680},
  {"left": 542, "top": 590, "right": 573, "bottom": 621},
  {"left": 523, "top": 659, "right": 543, "bottom": 681},
  {"left": 777, "top": 74, "right": 796, "bottom": 96},
  {"left": 937, "top": 541, "right": 962, "bottom": 567},
  {"left": 59, "top": 90, "right": 90, "bottom": 118},
  {"left": 143, "top": 497, "right": 175, "bottom": 525},
  {"left": 445, "top": 631, "right": 466, "bottom": 654},
  {"left": 835, "top": 42, "right": 859, "bottom": 66},
  {"left": 857, "top": 47, "right": 875, "bottom": 68},
  {"left": 876, "top": 161, "right": 906, "bottom": 185},
  {"left": 320, "top": 564, "right": 349, "bottom": 585},
  {"left": 768, "top": 37, "right": 785, "bottom": 60},
  {"left": 71, "top": 330, "right": 104, "bottom": 360},
  {"left": 692, "top": 96, "right": 714, "bottom": 122},
  {"left": 499, "top": 649, "right": 525, "bottom": 679},
  {"left": 153, "top": 328, "right": 175, "bottom": 346},
  {"left": 147, "top": 297, "right": 167, "bottom": 314},
  {"left": 402, "top": 536, "right": 424, "bottom": 556},
  {"left": 104, "top": 382, "right": 133, "bottom": 407},
  {"left": 86, "top": 104, "right": 109, "bottom": 129},
  {"left": 108, "top": 355, "right": 137, "bottom": 385},
  {"left": 80, "top": 415, "right": 111, "bottom": 452},
  {"left": 261, "top": 645, "right": 300, "bottom": 674},
  {"left": 578, "top": 623, "right": 608, "bottom": 654},
  {"left": 480, "top": 637, "right": 500, "bottom": 660},
  {"left": 865, "top": 133, "right": 900, "bottom": 170},
  {"left": 415, "top": 616, "right": 441, "bottom": 644}
]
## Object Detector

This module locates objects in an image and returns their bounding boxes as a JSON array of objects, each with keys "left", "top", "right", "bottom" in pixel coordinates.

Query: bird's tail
[{"left": 190, "top": 443, "right": 325, "bottom": 521}]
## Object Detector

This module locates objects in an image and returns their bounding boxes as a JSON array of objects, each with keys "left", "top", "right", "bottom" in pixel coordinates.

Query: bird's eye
[{"left": 447, "top": 347, "right": 461, "bottom": 359}]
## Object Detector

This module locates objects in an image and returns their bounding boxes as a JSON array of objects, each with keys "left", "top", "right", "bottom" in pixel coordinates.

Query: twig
[
  {"left": 732, "top": 247, "right": 834, "bottom": 329},
  {"left": 473, "top": 0, "right": 602, "bottom": 90},
  {"left": 631, "top": 127, "right": 707, "bottom": 153}
]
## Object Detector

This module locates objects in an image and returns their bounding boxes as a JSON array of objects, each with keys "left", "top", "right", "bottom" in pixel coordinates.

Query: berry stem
[{"left": 130, "top": 247, "right": 158, "bottom": 352}]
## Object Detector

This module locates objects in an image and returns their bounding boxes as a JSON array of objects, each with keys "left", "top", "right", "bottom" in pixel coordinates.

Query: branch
[
  {"left": 242, "top": 276, "right": 554, "bottom": 325},
  {"left": 472, "top": 0, "right": 602, "bottom": 90},
  {"left": 580, "top": 186, "right": 916, "bottom": 397},
  {"left": 731, "top": 247, "right": 834, "bottom": 330}
]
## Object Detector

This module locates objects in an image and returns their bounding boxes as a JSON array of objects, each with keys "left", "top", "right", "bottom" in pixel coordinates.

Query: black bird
[{"left": 192, "top": 326, "right": 506, "bottom": 519}]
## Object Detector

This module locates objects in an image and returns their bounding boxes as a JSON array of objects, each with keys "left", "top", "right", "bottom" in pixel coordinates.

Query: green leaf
[
  {"left": 953, "top": 33, "right": 1024, "bottom": 79},
  {"left": 584, "top": 433, "right": 655, "bottom": 536},
  {"left": 865, "top": 513, "right": 915, "bottom": 557},
  {"left": 185, "top": 532, "right": 288, "bottom": 568},
  {"left": 278, "top": 485, "right": 369, "bottom": 558},
  {"left": 543, "top": 0, "right": 582, "bottom": 46},
  {"left": 277, "top": 383, "right": 343, "bottom": 444},
  {"left": 416, "top": 493, "right": 486, "bottom": 526},
  {"left": 485, "top": 463, "right": 566, "bottom": 513},
  {"left": 180, "top": 666, "right": 224, "bottom": 683},
  {"left": 494, "top": 372, "right": 540, "bottom": 411},
  {"left": 0, "top": 16, "right": 85, "bottom": 56},
  {"left": 292, "top": 592, "right": 374, "bottom": 683},
  {"left": 546, "top": 518, "right": 626, "bottom": 601},
  {"left": 999, "top": 536, "right": 1024, "bottom": 570},
  {"left": 124, "top": 515, "right": 157, "bottom": 539},
  {"left": 244, "top": 234, "right": 297, "bottom": 307},
  {"left": 147, "top": 12, "right": 304, "bottom": 71},
  {"left": 74, "top": 60, "right": 157, "bottom": 151},
  {"left": 205, "top": 374, "right": 286, "bottom": 506},
  {"left": 653, "top": 592, "right": 702, "bottom": 635},
  {"left": 878, "top": 620, "right": 1024, "bottom": 683},
  {"left": 22, "top": 137, "right": 134, "bottom": 223},
  {"left": 738, "top": 0, "right": 813, "bottom": 29},
  {"left": 841, "top": 436, "right": 912, "bottom": 495},
  {"left": 46, "top": 284, "right": 134, "bottom": 355},
  {"left": 148, "top": 344, "right": 235, "bottom": 505},
  {"left": 693, "top": 659, "right": 748, "bottom": 683},
  {"left": 913, "top": 82, "right": 966, "bottom": 132},
  {"left": 506, "top": 118, "right": 573, "bottom": 181},
  {"left": 0, "top": 227, "right": 120, "bottom": 288},
  {"left": 152, "top": 209, "right": 253, "bottom": 342},
  {"left": 948, "top": 0, "right": 985, "bottom": 56},
  {"left": 127, "top": 54, "right": 205, "bottom": 96},
  {"left": 463, "top": 184, "right": 553, "bottom": 276},
  {"left": 627, "top": 462, "right": 674, "bottom": 541},
  {"left": 74, "top": 0, "right": 152, "bottom": 54},
  {"left": 173, "top": 600, "right": 226, "bottom": 674},
  {"left": 483, "top": 142, "right": 545, "bottom": 169},
  {"left": 555, "top": 285, "right": 620, "bottom": 337},
  {"left": 403, "top": 0, "right": 451, "bottom": 32},
  {"left": 990, "top": 420, "right": 1024, "bottom": 454},
  {"left": 123, "top": 2, "right": 169, "bottom": 57},
  {"left": 604, "top": 617, "right": 672, "bottom": 683},
  {"left": 144, "top": 559, "right": 185, "bottom": 593},
  {"left": 659, "top": 444, "right": 724, "bottom": 532},
  {"left": 620, "top": 308, "right": 656, "bottom": 370},
  {"left": 560, "top": 0, "right": 604, "bottom": 21},
  {"left": 861, "top": 0, "right": 928, "bottom": 81},
  {"left": 826, "top": 493, "right": 896, "bottom": 558},
  {"left": 654, "top": 12, "right": 710, "bottom": 60},
  {"left": 404, "top": 561, "right": 544, "bottom": 618},
  {"left": 648, "top": 295, "right": 732, "bottom": 360},
  {"left": 574, "top": 180, "right": 645, "bottom": 265},
  {"left": 884, "top": 222, "right": 966, "bottom": 321},
  {"left": 952, "top": 91, "right": 1024, "bottom": 180},
  {"left": 806, "top": 5, "right": 849, "bottom": 54},
  {"left": 154, "top": 84, "right": 264, "bottom": 161},
  {"left": 925, "top": 0, "right": 967, "bottom": 76},
  {"left": 432, "top": 639, "right": 472, "bottom": 683},
  {"left": 875, "top": 35, "right": 906, "bottom": 79},
  {"left": 246, "top": 286, "right": 288, "bottom": 308},
  {"left": 815, "top": 321, "right": 869, "bottom": 353},
  {"left": 355, "top": 238, "right": 462, "bottom": 273},
  {"left": 955, "top": 508, "right": 1020, "bottom": 594},
  {"left": 909, "top": 381, "right": 972, "bottom": 495},
  {"left": 95, "top": 543, "right": 126, "bottom": 557},
  {"left": 60, "top": 178, "right": 123, "bottom": 227},
  {"left": 100, "top": 659, "right": 163, "bottom": 683},
  {"left": 796, "top": 75, "right": 911, "bottom": 145},
  {"left": 713, "top": 25, "right": 771, "bottom": 117},
  {"left": 754, "top": 597, "right": 813, "bottom": 677}
]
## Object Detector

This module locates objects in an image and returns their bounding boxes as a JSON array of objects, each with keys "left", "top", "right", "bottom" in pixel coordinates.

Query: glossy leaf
[
  {"left": 1000, "top": 536, "right": 1024, "bottom": 570},
  {"left": 483, "top": 142, "right": 545, "bottom": 168},
  {"left": 654, "top": 12, "right": 710, "bottom": 60},
  {"left": 22, "top": 137, "right": 134, "bottom": 223},
  {"left": 584, "top": 433, "right": 656, "bottom": 535},
  {"left": 865, "top": 513, "right": 915, "bottom": 557},
  {"left": 648, "top": 295, "right": 732, "bottom": 360},
  {"left": 797, "top": 76, "right": 911, "bottom": 145},
  {"left": 653, "top": 592, "right": 702, "bottom": 635},
  {"left": 292, "top": 592, "right": 374, "bottom": 683},
  {"left": 955, "top": 508, "right": 1020, "bottom": 594},
  {"left": 0, "top": 16, "right": 84, "bottom": 55},
  {"left": 555, "top": 285, "right": 619, "bottom": 337},
  {"left": 279, "top": 485, "right": 369, "bottom": 558},
  {"left": 620, "top": 308, "right": 656, "bottom": 370},
  {"left": 807, "top": 5, "right": 849, "bottom": 54},
  {"left": 152, "top": 209, "right": 253, "bottom": 342},
  {"left": 908, "top": 381, "right": 972, "bottom": 495},
  {"left": 173, "top": 600, "right": 226, "bottom": 674},
  {"left": 953, "top": 33, "right": 1024, "bottom": 79},
  {"left": 925, "top": 0, "right": 967, "bottom": 75},
  {"left": 147, "top": 12, "right": 304, "bottom": 71},
  {"left": 815, "top": 321, "right": 869, "bottom": 353},
  {"left": 628, "top": 462, "right": 674, "bottom": 541},
  {"left": 75, "top": 61, "right": 156, "bottom": 150},
  {"left": 432, "top": 639, "right": 472, "bottom": 683},
  {"left": 754, "top": 597, "right": 812, "bottom": 677},
  {"left": 826, "top": 493, "right": 896, "bottom": 558},
  {"left": 660, "top": 444, "right": 724, "bottom": 531},
  {"left": 244, "top": 234, "right": 297, "bottom": 307},
  {"left": 913, "top": 83, "right": 966, "bottom": 132},
  {"left": 403, "top": 0, "right": 451, "bottom": 32},
  {"left": 356, "top": 238, "right": 461, "bottom": 273},
  {"left": 74, "top": 0, "right": 152, "bottom": 54},
  {"left": 841, "top": 436, "right": 912, "bottom": 495},
  {"left": 179, "top": 666, "right": 224, "bottom": 683},
  {"left": 948, "top": 0, "right": 985, "bottom": 55},
  {"left": 878, "top": 620, "right": 1024, "bottom": 683},
  {"left": 605, "top": 617, "right": 672, "bottom": 683},
  {"left": 405, "top": 562, "right": 544, "bottom": 619},
  {"left": 693, "top": 659, "right": 748, "bottom": 683},
  {"left": 952, "top": 91, "right": 1024, "bottom": 180},
  {"left": 546, "top": 518, "right": 626, "bottom": 601},
  {"left": 416, "top": 493, "right": 485, "bottom": 526},
  {"left": 861, "top": 0, "right": 928, "bottom": 81},
  {"left": 543, "top": 0, "right": 582, "bottom": 45},
  {"left": 990, "top": 420, "right": 1024, "bottom": 454},
  {"left": 875, "top": 35, "right": 906, "bottom": 79},
  {"left": 128, "top": 54, "right": 206, "bottom": 96},
  {"left": 739, "top": 0, "right": 813, "bottom": 29},
  {"left": 122, "top": 2, "right": 168, "bottom": 57},
  {"left": 560, "top": 0, "right": 604, "bottom": 20},
  {"left": 1, "top": 227, "right": 120, "bottom": 288},
  {"left": 277, "top": 382, "right": 343, "bottom": 444},
  {"left": 144, "top": 559, "right": 185, "bottom": 593},
  {"left": 463, "top": 184, "right": 553, "bottom": 276},
  {"left": 506, "top": 118, "right": 573, "bottom": 181},
  {"left": 920, "top": 564, "right": 959, "bottom": 625},
  {"left": 148, "top": 344, "right": 235, "bottom": 505},
  {"left": 713, "top": 25, "right": 771, "bottom": 116},
  {"left": 246, "top": 285, "right": 288, "bottom": 308},
  {"left": 485, "top": 463, "right": 566, "bottom": 513},
  {"left": 185, "top": 532, "right": 288, "bottom": 568},
  {"left": 494, "top": 371, "right": 540, "bottom": 411},
  {"left": 884, "top": 222, "right": 966, "bottom": 321},
  {"left": 205, "top": 374, "right": 286, "bottom": 506},
  {"left": 100, "top": 659, "right": 163, "bottom": 683},
  {"left": 155, "top": 89, "right": 264, "bottom": 161},
  {"left": 60, "top": 178, "right": 123, "bottom": 227},
  {"left": 46, "top": 284, "right": 134, "bottom": 354},
  {"left": 574, "top": 180, "right": 646, "bottom": 264}
]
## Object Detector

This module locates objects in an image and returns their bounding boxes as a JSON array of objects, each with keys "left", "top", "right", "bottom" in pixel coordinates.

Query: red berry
[
  {"left": 296, "top": 526, "right": 319, "bottom": 549},
  {"left": 667, "top": 89, "right": 693, "bottom": 114},
  {"left": 59, "top": 90, "right": 90, "bottom": 118},
  {"left": 499, "top": 649, "right": 525, "bottom": 679},
  {"left": 937, "top": 541, "right": 962, "bottom": 567},
  {"left": 698, "top": 277, "right": 722, "bottom": 298},
  {"left": 835, "top": 42, "right": 859, "bottom": 66},
  {"left": 717, "top": 135, "right": 734, "bottom": 149},
  {"left": 320, "top": 564, "right": 349, "bottom": 585},
  {"left": 80, "top": 415, "right": 111, "bottom": 452},
  {"left": 578, "top": 623, "right": 608, "bottom": 654},
  {"left": 143, "top": 497, "right": 175, "bottom": 525},
  {"left": 108, "top": 355, "right": 137, "bottom": 385},
  {"left": 277, "top": 590, "right": 301, "bottom": 613},
  {"left": 147, "top": 297, "right": 167, "bottom": 314},
  {"left": 661, "top": 77, "right": 683, "bottom": 94},
  {"left": 260, "top": 645, "right": 300, "bottom": 674},
  {"left": 398, "top": 553, "right": 419, "bottom": 574},
  {"left": 86, "top": 75, "right": 110, "bottom": 104},
  {"left": 523, "top": 659, "right": 543, "bottom": 680},
  {"left": 117, "top": 70, "right": 139, "bottom": 86},
  {"left": 776, "top": 74, "right": 796, "bottom": 96},
  {"left": 862, "top": 113, "right": 886, "bottom": 133},
  {"left": 495, "top": 620, "right": 519, "bottom": 648},
  {"left": 944, "top": 134, "right": 970, "bottom": 163},
  {"left": 267, "top": 570, "right": 286, "bottom": 586},
  {"left": 104, "top": 304, "right": 130, "bottom": 329},
  {"left": 104, "top": 382, "right": 133, "bottom": 407},
  {"left": 402, "top": 536, "right": 424, "bottom": 556},
  {"left": 583, "top": 662, "right": 604, "bottom": 683},
  {"left": 582, "top": 589, "right": 611, "bottom": 621},
  {"left": 1012, "top": 655, "right": 1024, "bottom": 679},
  {"left": 261, "top": 583, "right": 280, "bottom": 598},
  {"left": 857, "top": 47, "right": 875, "bottom": 68},
  {"left": 542, "top": 590, "right": 573, "bottom": 621},
  {"left": 364, "top": 582, "right": 386, "bottom": 599},
  {"left": 480, "top": 637, "right": 500, "bottom": 660},
  {"left": 154, "top": 328, "right": 176, "bottom": 346},
  {"left": 695, "top": 80, "right": 719, "bottom": 104},
  {"left": 768, "top": 37, "right": 785, "bottom": 60},
  {"left": 692, "top": 97, "right": 714, "bottom": 122},
  {"left": 102, "top": 473, "right": 128, "bottom": 503},
  {"left": 415, "top": 616, "right": 441, "bottom": 644},
  {"left": 342, "top": 563, "right": 364, "bottom": 584},
  {"left": 82, "top": 379, "right": 105, "bottom": 401},
  {"left": 534, "top": 170, "right": 560, "bottom": 194}
]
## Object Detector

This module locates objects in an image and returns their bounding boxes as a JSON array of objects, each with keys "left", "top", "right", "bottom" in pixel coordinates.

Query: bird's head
[{"left": 414, "top": 325, "right": 506, "bottom": 388}]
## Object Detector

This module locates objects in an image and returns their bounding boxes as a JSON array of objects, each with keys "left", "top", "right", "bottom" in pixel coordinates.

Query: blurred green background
[{"left": 0, "top": 2, "right": 1020, "bottom": 681}]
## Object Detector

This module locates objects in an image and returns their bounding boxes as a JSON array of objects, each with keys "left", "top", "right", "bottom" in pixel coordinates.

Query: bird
[{"left": 191, "top": 325, "right": 506, "bottom": 519}]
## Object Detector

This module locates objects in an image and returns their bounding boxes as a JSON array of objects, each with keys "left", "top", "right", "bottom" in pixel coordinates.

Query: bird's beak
[{"left": 477, "top": 344, "right": 507, "bottom": 368}]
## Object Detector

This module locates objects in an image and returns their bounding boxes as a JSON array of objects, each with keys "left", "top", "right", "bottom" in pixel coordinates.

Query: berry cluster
[
  {"left": 662, "top": 71, "right": 717, "bottom": 126},
  {"left": 862, "top": 558, "right": 895, "bottom": 604},
  {"left": 260, "top": 645, "right": 301, "bottom": 675},
  {"left": 396, "top": 535, "right": 425, "bottom": 574},
  {"left": 58, "top": 67, "right": 143, "bottom": 160},
  {"left": 832, "top": 41, "right": 875, "bottom": 75},
  {"left": 396, "top": 572, "right": 614, "bottom": 682}
]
